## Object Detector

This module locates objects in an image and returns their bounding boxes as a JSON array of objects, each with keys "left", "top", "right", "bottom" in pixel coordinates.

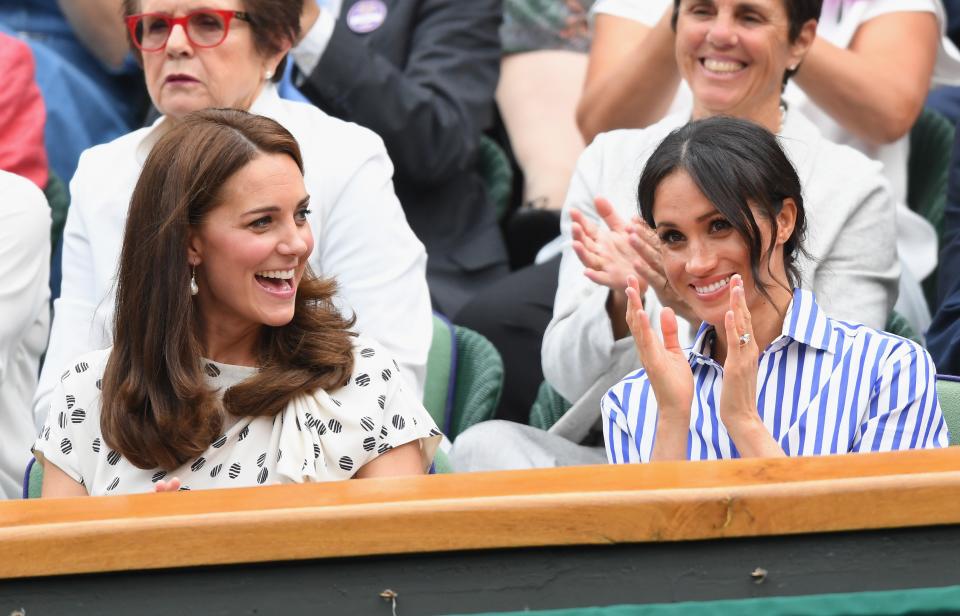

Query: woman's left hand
[
  {"left": 718, "top": 276, "right": 784, "bottom": 457},
  {"left": 154, "top": 477, "right": 182, "bottom": 493}
]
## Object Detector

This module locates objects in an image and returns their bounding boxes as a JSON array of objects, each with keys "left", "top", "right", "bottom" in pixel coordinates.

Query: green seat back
[
  {"left": 423, "top": 314, "right": 455, "bottom": 430},
  {"left": 907, "top": 108, "right": 954, "bottom": 307},
  {"left": 44, "top": 171, "right": 69, "bottom": 255},
  {"left": 26, "top": 458, "right": 43, "bottom": 499},
  {"left": 529, "top": 380, "right": 572, "bottom": 431},
  {"left": 884, "top": 310, "right": 922, "bottom": 345},
  {"left": 450, "top": 325, "right": 504, "bottom": 438},
  {"left": 936, "top": 376, "right": 960, "bottom": 446},
  {"left": 478, "top": 135, "right": 513, "bottom": 221}
]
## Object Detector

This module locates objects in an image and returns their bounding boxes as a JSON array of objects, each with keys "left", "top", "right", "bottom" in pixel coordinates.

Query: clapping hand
[
  {"left": 625, "top": 275, "right": 693, "bottom": 431},
  {"left": 571, "top": 197, "right": 649, "bottom": 294},
  {"left": 154, "top": 477, "right": 182, "bottom": 493}
]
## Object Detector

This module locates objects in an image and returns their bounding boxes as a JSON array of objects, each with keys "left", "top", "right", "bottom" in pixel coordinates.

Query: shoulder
[
  {"left": 829, "top": 318, "right": 932, "bottom": 372},
  {"left": 271, "top": 98, "right": 387, "bottom": 158},
  {"left": 0, "top": 171, "right": 48, "bottom": 233},
  {"left": 349, "top": 337, "right": 401, "bottom": 384},
  {"left": 56, "top": 348, "right": 112, "bottom": 388},
  {"left": 73, "top": 126, "right": 151, "bottom": 189}
]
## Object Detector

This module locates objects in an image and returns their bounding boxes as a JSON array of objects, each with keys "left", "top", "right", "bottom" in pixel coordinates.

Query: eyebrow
[
  {"left": 241, "top": 196, "right": 310, "bottom": 217},
  {"left": 655, "top": 210, "right": 719, "bottom": 229}
]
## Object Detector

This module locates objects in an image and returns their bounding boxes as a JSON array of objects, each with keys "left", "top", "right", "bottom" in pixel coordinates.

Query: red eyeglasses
[{"left": 126, "top": 9, "right": 252, "bottom": 52}]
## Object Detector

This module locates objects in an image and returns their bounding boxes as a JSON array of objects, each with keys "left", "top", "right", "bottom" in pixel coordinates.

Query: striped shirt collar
[{"left": 688, "top": 289, "right": 841, "bottom": 364}]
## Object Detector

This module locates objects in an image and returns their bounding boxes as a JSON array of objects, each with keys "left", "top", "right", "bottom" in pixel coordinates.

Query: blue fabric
[
  {"left": 0, "top": 0, "right": 144, "bottom": 183},
  {"left": 928, "top": 121, "right": 960, "bottom": 376}
]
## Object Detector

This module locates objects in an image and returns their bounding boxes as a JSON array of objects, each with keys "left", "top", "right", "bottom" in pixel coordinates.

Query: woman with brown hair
[{"left": 34, "top": 109, "right": 440, "bottom": 496}]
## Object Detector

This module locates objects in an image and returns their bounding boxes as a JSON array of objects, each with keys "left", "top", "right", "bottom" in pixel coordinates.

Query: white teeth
[
  {"left": 694, "top": 276, "right": 731, "bottom": 295},
  {"left": 257, "top": 269, "right": 294, "bottom": 280},
  {"left": 703, "top": 58, "right": 745, "bottom": 73}
]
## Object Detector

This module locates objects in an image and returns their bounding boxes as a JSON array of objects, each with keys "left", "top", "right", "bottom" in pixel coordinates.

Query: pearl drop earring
[
  {"left": 265, "top": 69, "right": 274, "bottom": 80},
  {"left": 190, "top": 266, "right": 199, "bottom": 296}
]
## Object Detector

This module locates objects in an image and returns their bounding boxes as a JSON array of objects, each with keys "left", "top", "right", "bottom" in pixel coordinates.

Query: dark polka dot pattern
[
  {"left": 65, "top": 394, "right": 76, "bottom": 409},
  {"left": 60, "top": 369, "right": 70, "bottom": 382},
  {"left": 380, "top": 426, "right": 389, "bottom": 438},
  {"left": 360, "top": 347, "right": 376, "bottom": 358},
  {"left": 328, "top": 419, "right": 342, "bottom": 434},
  {"left": 152, "top": 471, "right": 167, "bottom": 483},
  {"left": 257, "top": 468, "right": 269, "bottom": 484},
  {"left": 381, "top": 369, "right": 392, "bottom": 382},
  {"left": 354, "top": 374, "right": 370, "bottom": 387},
  {"left": 392, "top": 415, "right": 406, "bottom": 430},
  {"left": 107, "top": 450, "right": 121, "bottom": 466},
  {"left": 360, "top": 416, "right": 375, "bottom": 431},
  {"left": 238, "top": 425, "right": 250, "bottom": 441},
  {"left": 178, "top": 486, "right": 191, "bottom": 491},
  {"left": 95, "top": 378, "right": 102, "bottom": 390},
  {"left": 43, "top": 426, "right": 50, "bottom": 441},
  {"left": 429, "top": 428, "right": 442, "bottom": 437},
  {"left": 75, "top": 362, "right": 89, "bottom": 373},
  {"left": 190, "top": 457, "right": 206, "bottom": 472},
  {"left": 338, "top": 456, "right": 353, "bottom": 471},
  {"left": 92, "top": 437, "right": 101, "bottom": 453},
  {"left": 377, "top": 443, "right": 392, "bottom": 455},
  {"left": 58, "top": 412, "right": 67, "bottom": 429},
  {"left": 256, "top": 453, "right": 266, "bottom": 468},
  {"left": 313, "top": 443, "right": 321, "bottom": 459},
  {"left": 60, "top": 438, "right": 72, "bottom": 455},
  {"left": 71, "top": 409, "right": 86, "bottom": 424},
  {"left": 106, "top": 477, "right": 119, "bottom": 491},
  {"left": 377, "top": 395, "right": 386, "bottom": 410},
  {"left": 331, "top": 398, "right": 342, "bottom": 407},
  {"left": 204, "top": 363, "right": 221, "bottom": 378},
  {"left": 212, "top": 435, "right": 227, "bottom": 448},
  {"left": 362, "top": 437, "right": 376, "bottom": 452},
  {"left": 277, "top": 449, "right": 283, "bottom": 462},
  {"left": 295, "top": 416, "right": 302, "bottom": 431},
  {"left": 228, "top": 462, "right": 241, "bottom": 479},
  {"left": 210, "top": 464, "right": 223, "bottom": 478}
]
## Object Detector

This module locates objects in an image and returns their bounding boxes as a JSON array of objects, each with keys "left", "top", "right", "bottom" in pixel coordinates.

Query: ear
[
  {"left": 787, "top": 19, "right": 817, "bottom": 70},
  {"left": 775, "top": 198, "right": 798, "bottom": 245},
  {"left": 264, "top": 40, "right": 293, "bottom": 79},
  {"left": 187, "top": 228, "right": 203, "bottom": 266}
]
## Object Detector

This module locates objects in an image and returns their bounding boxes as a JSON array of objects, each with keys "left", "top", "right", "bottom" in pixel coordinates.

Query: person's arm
[
  {"left": 793, "top": 12, "right": 939, "bottom": 145},
  {"left": 311, "top": 129, "right": 431, "bottom": 398},
  {"left": 32, "top": 151, "right": 113, "bottom": 430},
  {"left": 41, "top": 460, "right": 88, "bottom": 498},
  {"left": 853, "top": 342, "right": 948, "bottom": 451},
  {"left": 808, "top": 162, "right": 899, "bottom": 330},
  {"left": 295, "top": 0, "right": 499, "bottom": 185},
  {"left": 56, "top": 0, "right": 129, "bottom": 69},
  {"left": 354, "top": 441, "right": 423, "bottom": 478},
  {"left": 577, "top": 8, "right": 680, "bottom": 143},
  {"left": 0, "top": 177, "right": 49, "bottom": 386}
]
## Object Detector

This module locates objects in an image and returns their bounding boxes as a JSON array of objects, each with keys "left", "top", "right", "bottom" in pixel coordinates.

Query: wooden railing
[{"left": 2, "top": 447, "right": 960, "bottom": 579}]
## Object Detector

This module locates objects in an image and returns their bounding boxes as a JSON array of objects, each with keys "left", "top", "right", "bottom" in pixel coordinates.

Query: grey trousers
[{"left": 448, "top": 420, "right": 606, "bottom": 472}]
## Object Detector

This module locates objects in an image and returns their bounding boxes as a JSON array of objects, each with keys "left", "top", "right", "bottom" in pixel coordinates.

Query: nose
[
  {"left": 165, "top": 23, "right": 193, "bottom": 56},
  {"left": 277, "top": 223, "right": 311, "bottom": 258},
  {"left": 706, "top": 12, "right": 738, "bottom": 47},
  {"left": 685, "top": 239, "right": 718, "bottom": 277}
]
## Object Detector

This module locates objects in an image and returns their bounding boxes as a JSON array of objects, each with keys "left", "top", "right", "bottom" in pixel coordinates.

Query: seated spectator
[
  {"left": 0, "top": 33, "right": 48, "bottom": 190},
  {"left": 33, "top": 0, "right": 433, "bottom": 429},
  {"left": 450, "top": 0, "right": 900, "bottom": 470},
  {"left": 35, "top": 110, "right": 440, "bottom": 497},
  {"left": 604, "top": 116, "right": 947, "bottom": 462},
  {"left": 0, "top": 170, "right": 50, "bottom": 499},
  {"left": 579, "top": 0, "right": 960, "bottom": 333},
  {"left": 927, "top": 122, "right": 960, "bottom": 374},
  {"left": 0, "top": 0, "right": 147, "bottom": 183},
  {"left": 288, "top": 0, "right": 508, "bottom": 316}
]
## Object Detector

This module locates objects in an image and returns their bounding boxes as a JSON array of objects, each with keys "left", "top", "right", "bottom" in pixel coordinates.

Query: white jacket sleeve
[{"left": 315, "top": 133, "right": 431, "bottom": 399}]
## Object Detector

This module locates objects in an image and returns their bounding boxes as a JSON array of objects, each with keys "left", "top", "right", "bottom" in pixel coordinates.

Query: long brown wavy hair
[{"left": 101, "top": 108, "right": 355, "bottom": 471}]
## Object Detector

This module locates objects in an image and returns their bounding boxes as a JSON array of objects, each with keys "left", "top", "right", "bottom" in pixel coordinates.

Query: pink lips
[{"left": 164, "top": 73, "right": 199, "bottom": 85}]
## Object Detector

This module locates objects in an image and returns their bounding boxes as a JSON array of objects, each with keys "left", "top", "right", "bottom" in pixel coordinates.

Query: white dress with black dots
[{"left": 33, "top": 340, "right": 442, "bottom": 495}]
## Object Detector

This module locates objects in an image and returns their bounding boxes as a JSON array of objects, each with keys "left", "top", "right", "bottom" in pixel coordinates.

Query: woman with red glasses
[{"left": 32, "top": 0, "right": 434, "bottom": 430}]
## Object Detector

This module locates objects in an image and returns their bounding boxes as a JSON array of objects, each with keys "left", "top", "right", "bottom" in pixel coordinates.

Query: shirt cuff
[{"left": 291, "top": 9, "right": 337, "bottom": 81}]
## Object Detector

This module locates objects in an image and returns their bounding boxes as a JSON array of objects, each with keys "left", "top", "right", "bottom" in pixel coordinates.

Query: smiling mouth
[
  {"left": 692, "top": 275, "right": 733, "bottom": 296},
  {"left": 701, "top": 58, "right": 746, "bottom": 74},
  {"left": 255, "top": 269, "right": 295, "bottom": 294}
]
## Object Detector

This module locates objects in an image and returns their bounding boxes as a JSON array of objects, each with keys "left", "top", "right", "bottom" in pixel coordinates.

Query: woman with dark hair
[
  {"left": 33, "top": 0, "right": 433, "bottom": 430},
  {"left": 34, "top": 109, "right": 440, "bottom": 496},
  {"left": 603, "top": 116, "right": 946, "bottom": 462}
]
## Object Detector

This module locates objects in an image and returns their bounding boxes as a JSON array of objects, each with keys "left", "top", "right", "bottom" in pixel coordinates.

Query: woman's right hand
[
  {"left": 154, "top": 477, "right": 182, "bottom": 493},
  {"left": 571, "top": 197, "right": 649, "bottom": 295},
  {"left": 625, "top": 276, "right": 694, "bottom": 445}
]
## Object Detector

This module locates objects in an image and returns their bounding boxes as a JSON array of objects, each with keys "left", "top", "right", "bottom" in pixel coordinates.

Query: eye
[
  {"left": 659, "top": 229, "right": 685, "bottom": 245},
  {"left": 294, "top": 207, "right": 312, "bottom": 223},
  {"left": 249, "top": 215, "right": 271, "bottom": 230},
  {"left": 190, "top": 11, "right": 225, "bottom": 32},
  {"left": 740, "top": 11, "right": 763, "bottom": 24},
  {"left": 709, "top": 218, "right": 732, "bottom": 233}
]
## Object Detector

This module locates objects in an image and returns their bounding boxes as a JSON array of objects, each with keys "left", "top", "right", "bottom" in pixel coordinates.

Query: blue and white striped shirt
[{"left": 601, "top": 289, "right": 948, "bottom": 463}]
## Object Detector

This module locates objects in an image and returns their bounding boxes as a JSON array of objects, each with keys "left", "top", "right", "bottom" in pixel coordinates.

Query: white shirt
[
  {"left": 591, "top": 0, "right": 960, "bottom": 280},
  {"left": 34, "top": 339, "right": 441, "bottom": 495},
  {"left": 0, "top": 170, "right": 50, "bottom": 499},
  {"left": 34, "top": 84, "right": 432, "bottom": 430},
  {"left": 603, "top": 289, "right": 948, "bottom": 463},
  {"left": 542, "top": 109, "right": 898, "bottom": 442}
]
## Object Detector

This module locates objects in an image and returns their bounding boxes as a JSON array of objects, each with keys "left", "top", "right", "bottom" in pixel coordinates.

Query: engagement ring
[{"left": 738, "top": 333, "right": 751, "bottom": 347}]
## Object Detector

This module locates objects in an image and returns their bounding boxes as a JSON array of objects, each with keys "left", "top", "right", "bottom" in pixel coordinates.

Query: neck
[
  {"left": 692, "top": 98, "right": 784, "bottom": 134},
  {"left": 712, "top": 284, "right": 793, "bottom": 365},
  {"left": 200, "top": 319, "right": 261, "bottom": 367}
]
